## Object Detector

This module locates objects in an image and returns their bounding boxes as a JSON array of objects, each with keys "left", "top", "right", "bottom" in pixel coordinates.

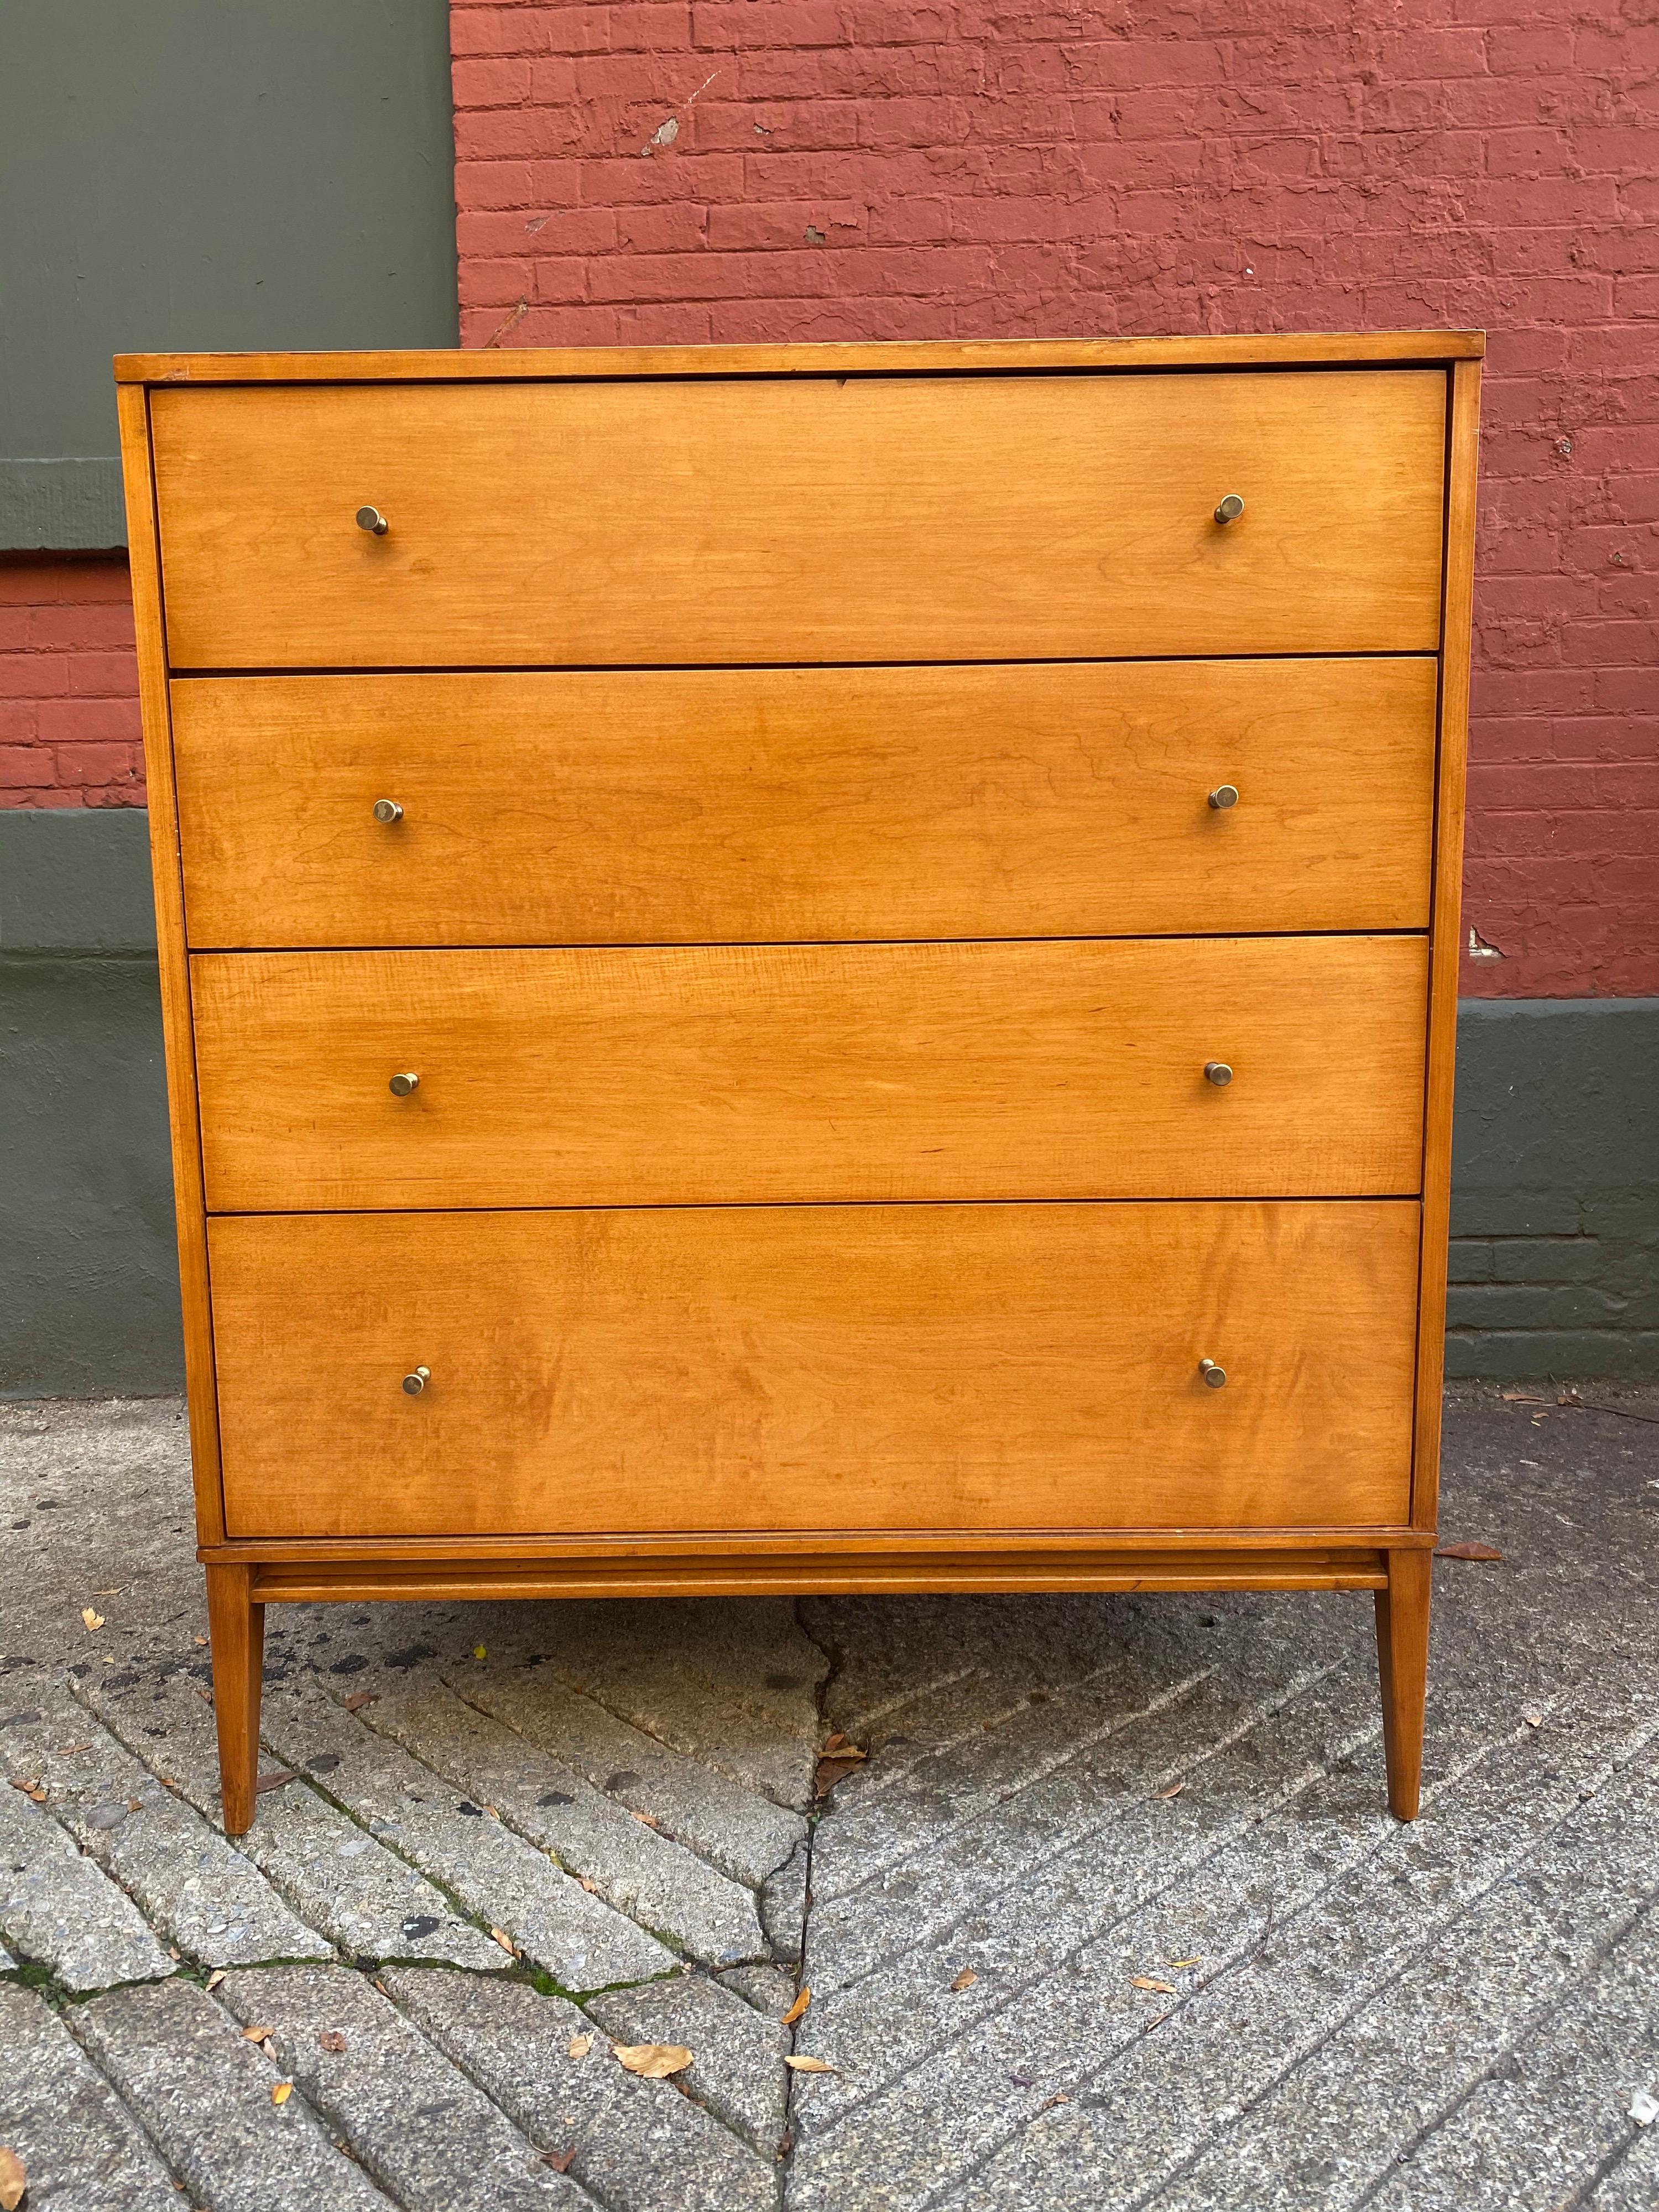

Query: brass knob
[
  {"left": 389, "top": 1072, "right": 420, "bottom": 1097},
  {"left": 1199, "top": 1358, "right": 1227, "bottom": 1389},
  {"left": 356, "top": 505, "right": 390, "bottom": 536},
  {"left": 372, "top": 799, "right": 403, "bottom": 825},
  {"left": 1214, "top": 494, "right": 1244, "bottom": 525},
  {"left": 1208, "top": 785, "right": 1239, "bottom": 810},
  {"left": 1204, "top": 1062, "right": 1233, "bottom": 1087},
  {"left": 401, "top": 1365, "right": 431, "bottom": 1396}
]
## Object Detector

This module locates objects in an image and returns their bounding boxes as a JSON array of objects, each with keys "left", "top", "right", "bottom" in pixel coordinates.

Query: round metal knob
[
  {"left": 389, "top": 1072, "right": 420, "bottom": 1097},
  {"left": 372, "top": 799, "right": 403, "bottom": 825},
  {"left": 401, "top": 1365, "right": 431, "bottom": 1396},
  {"left": 1203, "top": 1062, "right": 1234, "bottom": 1087},
  {"left": 356, "top": 505, "right": 390, "bottom": 536},
  {"left": 1214, "top": 494, "right": 1245, "bottom": 525},
  {"left": 1208, "top": 785, "right": 1239, "bottom": 810},
  {"left": 1199, "top": 1358, "right": 1227, "bottom": 1389}
]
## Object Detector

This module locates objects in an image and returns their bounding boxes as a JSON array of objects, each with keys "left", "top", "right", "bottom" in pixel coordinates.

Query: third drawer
[{"left": 192, "top": 933, "right": 1428, "bottom": 1211}]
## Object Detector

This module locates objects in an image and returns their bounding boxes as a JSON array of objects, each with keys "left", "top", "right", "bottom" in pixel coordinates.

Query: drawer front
[
  {"left": 210, "top": 1202, "right": 1420, "bottom": 1538},
  {"left": 192, "top": 935, "right": 1427, "bottom": 1210},
  {"left": 173, "top": 659, "right": 1437, "bottom": 948},
  {"left": 152, "top": 371, "right": 1446, "bottom": 668}
]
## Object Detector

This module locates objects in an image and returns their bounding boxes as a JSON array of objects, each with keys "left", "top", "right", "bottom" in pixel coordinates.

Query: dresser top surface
[{"left": 116, "top": 329, "right": 1485, "bottom": 386}]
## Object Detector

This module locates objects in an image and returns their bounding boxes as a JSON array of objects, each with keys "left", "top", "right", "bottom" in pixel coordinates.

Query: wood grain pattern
[
  {"left": 1376, "top": 1546, "right": 1432, "bottom": 1820},
  {"left": 116, "top": 385, "right": 227, "bottom": 1546},
  {"left": 204, "top": 1564, "right": 262, "bottom": 1834},
  {"left": 1412, "top": 357, "right": 1481, "bottom": 1532},
  {"left": 150, "top": 371, "right": 1447, "bottom": 667},
  {"left": 116, "top": 330, "right": 1486, "bottom": 382},
  {"left": 208, "top": 1201, "right": 1422, "bottom": 1540},
  {"left": 172, "top": 659, "right": 1438, "bottom": 948},
  {"left": 191, "top": 935, "right": 1428, "bottom": 1210}
]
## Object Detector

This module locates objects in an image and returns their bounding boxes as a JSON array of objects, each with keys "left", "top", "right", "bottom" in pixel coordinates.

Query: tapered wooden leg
[
  {"left": 1375, "top": 1547, "right": 1431, "bottom": 1822},
  {"left": 205, "top": 1564, "right": 264, "bottom": 1835}
]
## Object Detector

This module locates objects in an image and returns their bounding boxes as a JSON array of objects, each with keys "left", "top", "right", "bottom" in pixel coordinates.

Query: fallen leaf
[
  {"left": 1145, "top": 2010, "right": 1173, "bottom": 2031},
  {"left": 206, "top": 1970, "right": 226, "bottom": 1991},
  {"left": 950, "top": 1968, "right": 978, "bottom": 1992},
  {"left": 614, "top": 2043, "right": 692, "bottom": 2079},
  {"left": 631, "top": 1809, "right": 660, "bottom": 1828},
  {"left": 56, "top": 1743, "right": 92, "bottom": 1756},
  {"left": 192, "top": 1687, "right": 213, "bottom": 1705},
  {"left": 1521, "top": 1707, "right": 1545, "bottom": 1727},
  {"left": 473, "top": 1645, "right": 487, "bottom": 1660},
  {"left": 126, "top": 1798, "right": 142, "bottom": 1812},
  {"left": 241, "top": 2024, "right": 274, "bottom": 2042},
  {"left": 271, "top": 2081, "right": 293, "bottom": 2106},
  {"left": 1154, "top": 1782, "right": 1185, "bottom": 1800},
  {"left": 578, "top": 1876, "right": 599, "bottom": 1894},
  {"left": 784, "top": 2054, "right": 834, "bottom": 2073},
  {"left": 341, "top": 1691, "right": 379, "bottom": 1713},
  {"left": 490, "top": 1927, "right": 517, "bottom": 1955},
  {"left": 821, "top": 1733, "right": 865, "bottom": 1759},
  {"left": 1131, "top": 1977, "right": 1177, "bottom": 1996},
  {"left": 1041, "top": 2092, "right": 1071, "bottom": 2109},
  {"left": 9, "top": 1778, "right": 46, "bottom": 1803},
  {"left": 1168, "top": 1958, "right": 1202, "bottom": 1970},
  {"left": 567, "top": 2033, "right": 592, "bottom": 2059},
  {"left": 81, "top": 1608, "right": 105, "bottom": 1631},
  {"left": 781, "top": 1988, "right": 810, "bottom": 2026},
  {"left": 0, "top": 2146, "right": 25, "bottom": 2212},
  {"left": 542, "top": 2145, "right": 577, "bottom": 2173},
  {"left": 254, "top": 1769, "right": 299, "bottom": 1795},
  {"left": 1435, "top": 1540, "right": 1504, "bottom": 1561},
  {"left": 194, "top": 1635, "right": 209, "bottom": 1646},
  {"left": 813, "top": 1738, "right": 869, "bottom": 1801},
  {"left": 484, "top": 1805, "right": 500, "bottom": 1820},
  {"left": 318, "top": 2030, "right": 348, "bottom": 2054}
]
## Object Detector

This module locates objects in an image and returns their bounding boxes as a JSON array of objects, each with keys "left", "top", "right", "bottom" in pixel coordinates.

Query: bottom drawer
[{"left": 209, "top": 1203, "right": 1419, "bottom": 1539}]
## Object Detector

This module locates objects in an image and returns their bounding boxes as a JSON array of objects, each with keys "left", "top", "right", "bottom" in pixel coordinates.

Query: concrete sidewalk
[{"left": 1, "top": 1386, "right": 1656, "bottom": 2210}]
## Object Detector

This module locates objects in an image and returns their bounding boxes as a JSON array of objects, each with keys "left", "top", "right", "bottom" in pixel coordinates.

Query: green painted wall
[
  {"left": 0, "top": 0, "right": 458, "bottom": 549},
  {"left": 3, "top": 811, "right": 1656, "bottom": 1397}
]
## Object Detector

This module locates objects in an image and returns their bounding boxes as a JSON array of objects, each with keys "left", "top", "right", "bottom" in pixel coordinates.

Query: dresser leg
[
  {"left": 205, "top": 1564, "right": 264, "bottom": 1835},
  {"left": 1375, "top": 1548, "right": 1431, "bottom": 1822}
]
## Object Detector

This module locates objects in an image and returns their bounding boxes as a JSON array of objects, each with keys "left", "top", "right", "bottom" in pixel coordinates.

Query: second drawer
[{"left": 192, "top": 935, "right": 1428, "bottom": 1209}]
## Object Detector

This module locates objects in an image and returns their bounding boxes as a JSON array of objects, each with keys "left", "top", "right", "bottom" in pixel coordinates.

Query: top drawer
[{"left": 150, "top": 370, "right": 1448, "bottom": 669}]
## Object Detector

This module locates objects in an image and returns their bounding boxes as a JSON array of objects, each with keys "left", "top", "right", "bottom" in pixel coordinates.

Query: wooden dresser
[{"left": 116, "top": 333, "right": 1481, "bottom": 1834}]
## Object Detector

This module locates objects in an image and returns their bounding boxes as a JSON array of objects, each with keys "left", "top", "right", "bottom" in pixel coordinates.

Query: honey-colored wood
[
  {"left": 1376, "top": 1546, "right": 1432, "bottom": 1820},
  {"left": 206, "top": 1201, "right": 1422, "bottom": 1540},
  {"left": 171, "top": 659, "right": 1438, "bottom": 949},
  {"left": 191, "top": 935, "right": 1428, "bottom": 1211},
  {"left": 116, "top": 385, "right": 227, "bottom": 1546},
  {"left": 150, "top": 371, "right": 1447, "bottom": 667},
  {"left": 116, "top": 330, "right": 1486, "bottom": 383},
  {"left": 242, "top": 1552, "right": 1390, "bottom": 1603},
  {"left": 1412, "top": 358, "right": 1481, "bottom": 1532},
  {"left": 204, "top": 1563, "right": 263, "bottom": 1834}
]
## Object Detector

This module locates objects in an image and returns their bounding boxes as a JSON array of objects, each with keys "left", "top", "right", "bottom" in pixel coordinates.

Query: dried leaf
[
  {"left": 542, "top": 2145, "right": 577, "bottom": 2173},
  {"left": 126, "top": 1799, "right": 142, "bottom": 1813},
  {"left": 194, "top": 1635, "right": 209, "bottom": 1646},
  {"left": 780, "top": 1989, "right": 811, "bottom": 2026},
  {"left": 241, "top": 2024, "right": 274, "bottom": 2042},
  {"left": 473, "top": 1645, "right": 487, "bottom": 1660},
  {"left": 341, "top": 1691, "right": 379, "bottom": 1713},
  {"left": 1041, "top": 2092, "right": 1071, "bottom": 2109},
  {"left": 1131, "top": 1977, "right": 1176, "bottom": 1995},
  {"left": 9, "top": 1779, "right": 46, "bottom": 1804},
  {"left": 813, "top": 1740, "right": 868, "bottom": 1801},
  {"left": 1435, "top": 1540, "right": 1504, "bottom": 1561},
  {"left": 56, "top": 1743, "right": 92, "bottom": 1756},
  {"left": 1521, "top": 1707, "right": 1545, "bottom": 1728},
  {"left": 578, "top": 1876, "right": 599, "bottom": 1894},
  {"left": 81, "top": 1608, "right": 105, "bottom": 1631},
  {"left": 490, "top": 1927, "right": 517, "bottom": 1955},
  {"left": 631, "top": 1809, "right": 660, "bottom": 1828},
  {"left": 821, "top": 1733, "right": 865, "bottom": 1760},
  {"left": 0, "top": 2146, "right": 25, "bottom": 2212},
  {"left": 1168, "top": 1958, "right": 1202, "bottom": 1970},
  {"left": 484, "top": 1805, "right": 500, "bottom": 1820},
  {"left": 206, "top": 1970, "right": 226, "bottom": 1991},
  {"left": 271, "top": 2081, "right": 293, "bottom": 2106},
  {"left": 950, "top": 1969, "right": 978, "bottom": 1992},
  {"left": 784, "top": 2054, "right": 835, "bottom": 2073},
  {"left": 567, "top": 2033, "right": 592, "bottom": 2059},
  {"left": 254, "top": 1769, "right": 299, "bottom": 1795},
  {"left": 614, "top": 2043, "right": 692, "bottom": 2079},
  {"left": 1154, "top": 1782, "right": 1185, "bottom": 1800},
  {"left": 318, "top": 2031, "right": 348, "bottom": 2054}
]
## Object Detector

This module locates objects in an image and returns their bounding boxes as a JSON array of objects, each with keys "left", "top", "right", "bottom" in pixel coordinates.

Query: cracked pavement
[{"left": 1, "top": 1386, "right": 1657, "bottom": 2209}]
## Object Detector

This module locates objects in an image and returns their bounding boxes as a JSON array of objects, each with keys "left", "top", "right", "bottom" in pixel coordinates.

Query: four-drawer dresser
[{"left": 116, "top": 332, "right": 1481, "bottom": 1833}]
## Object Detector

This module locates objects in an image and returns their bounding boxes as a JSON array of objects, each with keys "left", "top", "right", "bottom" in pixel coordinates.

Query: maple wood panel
[
  {"left": 150, "top": 371, "right": 1446, "bottom": 667},
  {"left": 209, "top": 1201, "right": 1422, "bottom": 1539},
  {"left": 191, "top": 934, "right": 1428, "bottom": 1211},
  {"left": 172, "top": 659, "right": 1438, "bottom": 948}
]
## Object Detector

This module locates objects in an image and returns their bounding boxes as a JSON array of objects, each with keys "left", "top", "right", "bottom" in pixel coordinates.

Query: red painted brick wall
[
  {"left": 0, "top": 559, "right": 144, "bottom": 808},
  {"left": 450, "top": 0, "right": 1659, "bottom": 999}
]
